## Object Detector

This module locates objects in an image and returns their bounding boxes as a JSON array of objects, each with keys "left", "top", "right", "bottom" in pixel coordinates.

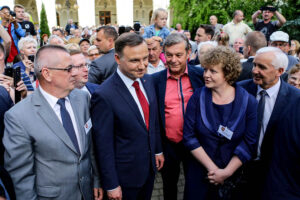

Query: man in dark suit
[
  {"left": 152, "top": 33, "right": 204, "bottom": 200},
  {"left": 237, "top": 31, "right": 267, "bottom": 81},
  {"left": 88, "top": 26, "right": 118, "bottom": 84},
  {"left": 91, "top": 33, "right": 164, "bottom": 200},
  {"left": 70, "top": 49, "right": 99, "bottom": 96},
  {"left": 238, "top": 46, "right": 299, "bottom": 199}
]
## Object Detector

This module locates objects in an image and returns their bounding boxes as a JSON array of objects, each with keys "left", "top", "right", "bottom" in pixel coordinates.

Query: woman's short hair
[
  {"left": 18, "top": 36, "right": 37, "bottom": 51},
  {"left": 65, "top": 43, "right": 80, "bottom": 51},
  {"left": 288, "top": 63, "right": 300, "bottom": 76},
  {"left": 87, "top": 45, "right": 99, "bottom": 54},
  {"left": 201, "top": 46, "right": 241, "bottom": 85}
]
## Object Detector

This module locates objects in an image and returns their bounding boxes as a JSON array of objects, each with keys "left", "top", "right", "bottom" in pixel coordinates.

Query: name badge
[
  {"left": 217, "top": 125, "right": 233, "bottom": 140},
  {"left": 84, "top": 118, "right": 92, "bottom": 134}
]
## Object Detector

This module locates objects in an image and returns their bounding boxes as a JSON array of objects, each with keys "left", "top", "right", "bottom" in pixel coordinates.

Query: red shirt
[
  {"left": 7, "top": 24, "right": 19, "bottom": 63},
  {"left": 165, "top": 66, "right": 193, "bottom": 143}
]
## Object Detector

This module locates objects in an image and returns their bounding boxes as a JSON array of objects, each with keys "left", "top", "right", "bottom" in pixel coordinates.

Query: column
[
  {"left": 116, "top": 0, "right": 133, "bottom": 26},
  {"left": 152, "top": 0, "right": 170, "bottom": 26},
  {"left": 77, "top": 0, "right": 95, "bottom": 27},
  {"left": 36, "top": 0, "right": 57, "bottom": 30}
]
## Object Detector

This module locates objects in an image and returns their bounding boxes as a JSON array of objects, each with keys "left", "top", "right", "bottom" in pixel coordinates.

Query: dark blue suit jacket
[
  {"left": 91, "top": 72, "right": 162, "bottom": 190},
  {"left": 0, "top": 86, "right": 13, "bottom": 165},
  {"left": 238, "top": 79, "right": 300, "bottom": 199},
  {"left": 152, "top": 65, "right": 204, "bottom": 133},
  {"left": 85, "top": 82, "right": 99, "bottom": 95}
]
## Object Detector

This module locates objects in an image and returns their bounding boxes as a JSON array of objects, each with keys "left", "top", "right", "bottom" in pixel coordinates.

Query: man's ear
[
  {"left": 114, "top": 53, "right": 121, "bottom": 65},
  {"left": 277, "top": 67, "right": 285, "bottom": 77}
]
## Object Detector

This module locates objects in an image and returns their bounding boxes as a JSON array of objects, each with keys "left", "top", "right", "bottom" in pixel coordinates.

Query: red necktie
[{"left": 132, "top": 81, "right": 149, "bottom": 130}]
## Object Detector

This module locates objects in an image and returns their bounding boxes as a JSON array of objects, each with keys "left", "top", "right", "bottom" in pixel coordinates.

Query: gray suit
[
  {"left": 3, "top": 88, "right": 98, "bottom": 200},
  {"left": 88, "top": 49, "right": 118, "bottom": 84}
]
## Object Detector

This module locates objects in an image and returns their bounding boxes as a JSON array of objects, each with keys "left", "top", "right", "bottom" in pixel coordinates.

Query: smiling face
[
  {"left": 115, "top": 42, "right": 149, "bottom": 80},
  {"left": 288, "top": 71, "right": 300, "bottom": 89},
  {"left": 252, "top": 52, "right": 284, "bottom": 89},
  {"left": 165, "top": 41, "right": 190, "bottom": 76}
]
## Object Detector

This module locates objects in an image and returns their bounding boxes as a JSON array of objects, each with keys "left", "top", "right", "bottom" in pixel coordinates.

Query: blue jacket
[
  {"left": 143, "top": 24, "right": 170, "bottom": 40},
  {"left": 152, "top": 65, "right": 204, "bottom": 133},
  {"left": 91, "top": 72, "right": 162, "bottom": 190},
  {"left": 85, "top": 82, "right": 99, "bottom": 96},
  {"left": 0, "top": 21, "right": 25, "bottom": 52}
]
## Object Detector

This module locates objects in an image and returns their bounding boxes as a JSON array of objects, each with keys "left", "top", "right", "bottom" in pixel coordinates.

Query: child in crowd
[{"left": 143, "top": 8, "right": 170, "bottom": 40}]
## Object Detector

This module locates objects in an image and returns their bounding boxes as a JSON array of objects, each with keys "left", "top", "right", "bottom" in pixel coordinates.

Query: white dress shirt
[
  {"left": 117, "top": 68, "right": 149, "bottom": 123},
  {"left": 39, "top": 86, "right": 82, "bottom": 153},
  {"left": 147, "top": 60, "right": 166, "bottom": 75},
  {"left": 256, "top": 78, "right": 281, "bottom": 158}
]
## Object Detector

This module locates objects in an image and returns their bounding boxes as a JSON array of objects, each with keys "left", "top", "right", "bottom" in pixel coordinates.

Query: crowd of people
[{"left": 0, "top": 3, "right": 300, "bottom": 200}]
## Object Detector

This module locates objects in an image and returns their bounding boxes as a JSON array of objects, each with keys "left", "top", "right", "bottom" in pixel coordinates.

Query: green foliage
[
  {"left": 170, "top": 0, "right": 299, "bottom": 38},
  {"left": 39, "top": 3, "right": 50, "bottom": 38},
  {"left": 280, "top": 17, "right": 300, "bottom": 41}
]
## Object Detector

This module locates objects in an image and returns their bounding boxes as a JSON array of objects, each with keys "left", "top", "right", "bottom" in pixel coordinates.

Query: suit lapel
[
  {"left": 33, "top": 89, "right": 79, "bottom": 155},
  {"left": 69, "top": 92, "right": 86, "bottom": 157},
  {"left": 114, "top": 73, "right": 147, "bottom": 130},
  {"left": 157, "top": 70, "right": 167, "bottom": 128}
]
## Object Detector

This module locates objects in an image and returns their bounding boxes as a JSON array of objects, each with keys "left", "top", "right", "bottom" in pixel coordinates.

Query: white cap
[{"left": 270, "top": 31, "right": 289, "bottom": 42}]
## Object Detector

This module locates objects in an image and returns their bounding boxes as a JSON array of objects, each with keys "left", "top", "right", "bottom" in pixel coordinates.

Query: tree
[
  {"left": 170, "top": 0, "right": 298, "bottom": 37},
  {"left": 39, "top": 3, "right": 50, "bottom": 38}
]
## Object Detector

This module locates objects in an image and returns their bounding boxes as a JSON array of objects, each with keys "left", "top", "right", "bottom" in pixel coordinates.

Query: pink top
[{"left": 165, "top": 66, "right": 193, "bottom": 143}]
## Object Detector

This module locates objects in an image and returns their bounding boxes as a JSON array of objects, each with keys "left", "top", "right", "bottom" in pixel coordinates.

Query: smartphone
[
  {"left": 13, "top": 66, "right": 21, "bottom": 103},
  {"left": 4, "top": 67, "right": 14, "bottom": 77},
  {"left": 28, "top": 55, "right": 35, "bottom": 62},
  {"left": 239, "top": 47, "right": 243, "bottom": 54}
]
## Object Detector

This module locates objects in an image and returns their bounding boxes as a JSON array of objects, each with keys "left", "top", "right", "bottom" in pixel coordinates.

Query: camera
[
  {"left": 28, "top": 55, "right": 35, "bottom": 62},
  {"left": 10, "top": 11, "right": 16, "bottom": 17},
  {"left": 260, "top": 6, "right": 277, "bottom": 12}
]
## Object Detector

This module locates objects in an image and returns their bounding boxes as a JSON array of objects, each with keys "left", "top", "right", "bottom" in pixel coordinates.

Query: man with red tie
[{"left": 91, "top": 33, "right": 164, "bottom": 200}]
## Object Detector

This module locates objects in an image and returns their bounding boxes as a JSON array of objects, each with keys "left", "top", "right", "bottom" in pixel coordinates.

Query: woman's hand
[
  {"left": 23, "top": 58, "right": 34, "bottom": 74},
  {"left": 207, "top": 168, "right": 232, "bottom": 185}
]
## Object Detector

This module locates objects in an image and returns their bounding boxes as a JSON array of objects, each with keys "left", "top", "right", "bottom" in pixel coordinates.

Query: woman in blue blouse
[{"left": 183, "top": 46, "right": 258, "bottom": 199}]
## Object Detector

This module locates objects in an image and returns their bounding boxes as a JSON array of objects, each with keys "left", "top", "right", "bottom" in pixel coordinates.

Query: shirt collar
[
  {"left": 148, "top": 60, "right": 164, "bottom": 68},
  {"left": 167, "top": 64, "right": 189, "bottom": 79},
  {"left": 117, "top": 68, "right": 143, "bottom": 89},
  {"left": 257, "top": 78, "right": 281, "bottom": 98},
  {"left": 39, "top": 85, "right": 70, "bottom": 108}
]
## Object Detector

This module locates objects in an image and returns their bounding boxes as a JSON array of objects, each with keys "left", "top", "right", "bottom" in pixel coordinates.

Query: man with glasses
[
  {"left": 70, "top": 49, "right": 99, "bottom": 96},
  {"left": 3, "top": 45, "right": 101, "bottom": 200},
  {"left": 269, "top": 31, "right": 299, "bottom": 71}
]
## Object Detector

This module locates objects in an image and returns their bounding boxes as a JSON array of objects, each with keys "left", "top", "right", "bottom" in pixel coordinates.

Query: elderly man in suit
[
  {"left": 238, "top": 46, "right": 300, "bottom": 199},
  {"left": 3, "top": 45, "right": 101, "bottom": 200},
  {"left": 91, "top": 33, "right": 164, "bottom": 200},
  {"left": 88, "top": 26, "right": 118, "bottom": 84},
  {"left": 152, "top": 33, "right": 204, "bottom": 200}
]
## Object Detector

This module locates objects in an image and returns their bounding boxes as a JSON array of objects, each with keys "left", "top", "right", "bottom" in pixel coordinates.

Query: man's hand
[
  {"left": 0, "top": 74, "right": 13, "bottom": 87},
  {"left": 107, "top": 186, "right": 122, "bottom": 200},
  {"left": 155, "top": 154, "right": 165, "bottom": 171},
  {"left": 93, "top": 187, "right": 103, "bottom": 200},
  {"left": 16, "top": 80, "right": 27, "bottom": 99}
]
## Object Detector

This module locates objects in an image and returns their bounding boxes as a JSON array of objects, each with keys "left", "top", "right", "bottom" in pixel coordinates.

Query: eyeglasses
[
  {"left": 271, "top": 43, "right": 288, "bottom": 47},
  {"left": 88, "top": 53, "right": 100, "bottom": 57},
  {"left": 43, "top": 65, "right": 73, "bottom": 72},
  {"left": 73, "top": 63, "right": 87, "bottom": 69}
]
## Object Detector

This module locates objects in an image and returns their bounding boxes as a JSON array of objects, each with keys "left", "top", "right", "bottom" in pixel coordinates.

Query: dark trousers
[
  {"left": 160, "top": 140, "right": 188, "bottom": 200},
  {"left": 237, "top": 160, "right": 268, "bottom": 200},
  {"left": 103, "top": 169, "right": 155, "bottom": 200}
]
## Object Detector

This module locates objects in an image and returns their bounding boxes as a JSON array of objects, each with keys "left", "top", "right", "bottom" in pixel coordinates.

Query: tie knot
[
  {"left": 57, "top": 98, "right": 66, "bottom": 107},
  {"left": 132, "top": 81, "right": 140, "bottom": 90},
  {"left": 259, "top": 90, "right": 267, "bottom": 97}
]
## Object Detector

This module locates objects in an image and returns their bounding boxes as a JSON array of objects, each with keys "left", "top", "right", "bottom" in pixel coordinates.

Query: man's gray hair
[
  {"left": 256, "top": 47, "right": 288, "bottom": 70},
  {"left": 18, "top": 36, "right": 37, "bottom": 51},
  {"left": 34, "top": 45, "right": 69, "bottom": 79},
  {"left": 197, "top": 41, "right": 218, "bottom": 53},
  {"left": 163, "top": 33, "right": 189, "bottom": 52},
  {"left": 48, "top": 35, "right": 64, "bottom": 44}
]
